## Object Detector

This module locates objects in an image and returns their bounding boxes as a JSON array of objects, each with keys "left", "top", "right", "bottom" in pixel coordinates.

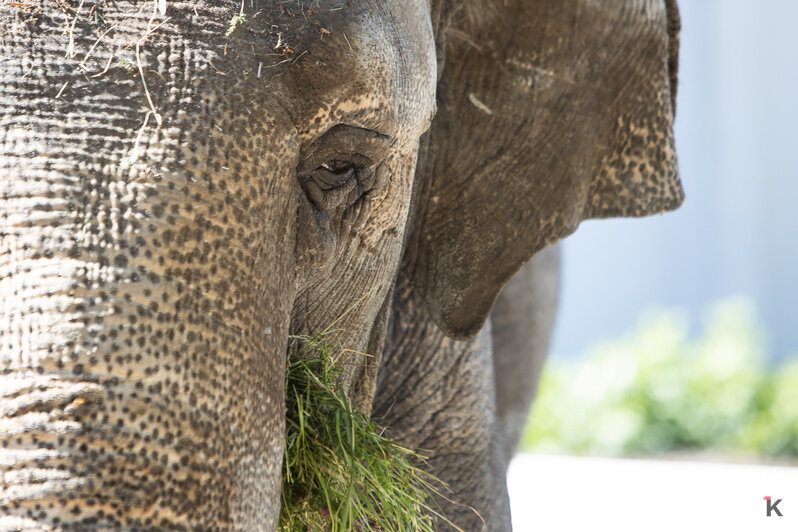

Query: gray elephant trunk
[{"left": 1, "top": 108, "right": 296, "bottom": 528}]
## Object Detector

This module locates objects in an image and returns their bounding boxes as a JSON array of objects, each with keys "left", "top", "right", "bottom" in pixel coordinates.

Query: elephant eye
[
  {"left": 299, "top": 156, "right": 372, "bottom": 212},
  {"left": 311, "top": 159, "right": 359, "bottom": 190},
  {"left": 297, "top": 125, "right": 390, "bottom": 212},
  {"left": 307, "top": 157, "right": 362, "bottom": 192},
  {"left": 321, "top": 160, "right": 355, "bottom": 174}
]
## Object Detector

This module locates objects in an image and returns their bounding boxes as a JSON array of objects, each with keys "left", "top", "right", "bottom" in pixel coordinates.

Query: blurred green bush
[{"left": 520, "top": 298, "right": 798, "bottom": 458}]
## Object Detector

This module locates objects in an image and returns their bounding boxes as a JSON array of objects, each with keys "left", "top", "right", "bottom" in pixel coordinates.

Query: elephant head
[
  {"left": 409, "top": 0, "right": 683, "bottom": 339},
  {"left": 0, "top": 0, "right": 681, "bottom": 530}
]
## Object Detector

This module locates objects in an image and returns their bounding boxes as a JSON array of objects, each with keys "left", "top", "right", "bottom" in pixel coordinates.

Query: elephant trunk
[{"left": 0, "top": 96, "right": 298, "bottom": 530}]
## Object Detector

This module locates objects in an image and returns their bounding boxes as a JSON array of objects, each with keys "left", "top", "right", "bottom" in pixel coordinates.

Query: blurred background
[{"left": 519, "top": 1, "right": 798, "bottom": 462}]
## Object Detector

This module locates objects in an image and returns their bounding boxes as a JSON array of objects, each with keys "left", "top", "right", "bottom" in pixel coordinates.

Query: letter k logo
[{"left": 764, "top": 496, "right": 783, "bottom": 517}]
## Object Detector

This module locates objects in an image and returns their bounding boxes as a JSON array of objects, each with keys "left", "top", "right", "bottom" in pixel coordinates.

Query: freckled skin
[
  {"left": 1, "top": 1, "right": 434, "bottom": 529},
  {"left": 0, "top": 0, "right": 682, "bottom": 530}
]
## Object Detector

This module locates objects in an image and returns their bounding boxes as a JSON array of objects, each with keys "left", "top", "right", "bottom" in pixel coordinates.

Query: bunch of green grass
[{"left": 279, "top": 332, "right": 453, "bottom": 532}]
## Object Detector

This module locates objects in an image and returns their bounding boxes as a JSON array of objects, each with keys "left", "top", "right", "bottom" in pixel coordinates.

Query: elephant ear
[{"left": 408, "top": 0, "right": 684, "bottom": 339}]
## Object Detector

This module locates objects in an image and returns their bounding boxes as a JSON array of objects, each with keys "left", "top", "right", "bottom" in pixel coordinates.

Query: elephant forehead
[{"left": 281, "top": 0, "right": 437, "bottom": 145}]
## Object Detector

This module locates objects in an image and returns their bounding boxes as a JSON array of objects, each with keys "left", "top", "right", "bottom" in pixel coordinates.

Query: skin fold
[{"left": 0, "top": 0, "right": 682, "bottom": 530}]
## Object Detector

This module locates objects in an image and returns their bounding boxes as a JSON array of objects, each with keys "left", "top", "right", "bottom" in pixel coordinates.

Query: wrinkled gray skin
[
  {"left": 492, "top": 245, "right": 561, "bottom": 463},
  {"left": 0, "top": 0, "right": 682, "bottom": 530},
  {"left": 374, "top": 245, "right": 560, "bottom": 530}
]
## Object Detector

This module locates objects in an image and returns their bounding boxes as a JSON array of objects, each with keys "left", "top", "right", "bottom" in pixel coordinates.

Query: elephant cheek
[{"left": 0, "top": 173, "right": 295, "bottom": 530}]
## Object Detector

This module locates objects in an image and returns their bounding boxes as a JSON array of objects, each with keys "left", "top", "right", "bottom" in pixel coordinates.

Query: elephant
[
  {"left": 373, "top": 245, "right": 561, "bottom": 529},
  {"left": 0, "top": 0, "right": 682, "bottom": 530}
]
